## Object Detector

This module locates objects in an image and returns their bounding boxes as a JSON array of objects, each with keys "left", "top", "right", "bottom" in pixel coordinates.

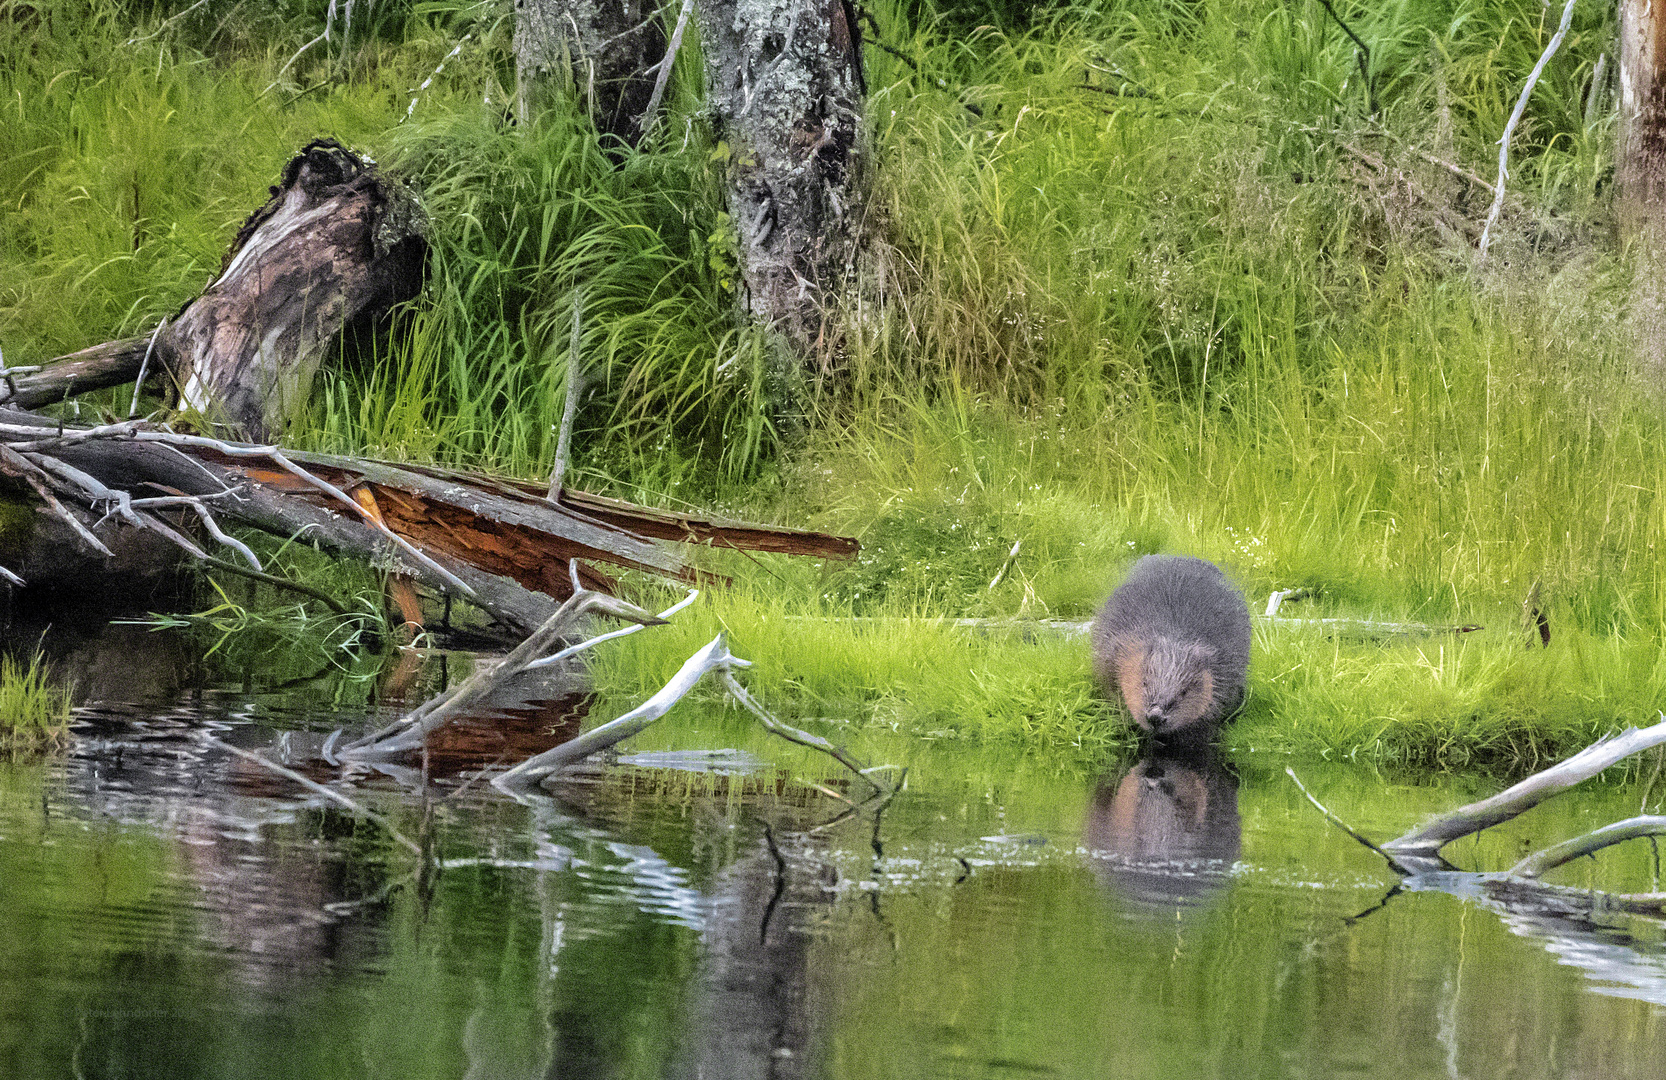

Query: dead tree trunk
[
  {"left": 513, "top": 0, "right": 667, "bottom": 146},
  {"left": 1619, "top": 0, "right": 1666, "bottom": 374},
  {"left": 164, "top": 138, "right": 426, "bottom": 441},
  {"left": 695, "top": 0, "right": 867, "bottom": 373}
]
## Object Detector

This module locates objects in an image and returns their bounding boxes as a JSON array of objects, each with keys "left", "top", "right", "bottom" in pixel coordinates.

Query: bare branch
[
  {"left": 639, "top": 0, "right": 695, "bottom": 137},
  {"left": 1508, "top": 815, "right": 1666, "bottom": 879},
  {"left": 1478, "top": 0, "right": 1578, "bottom": 259},
  {"left": 719, "top": 669, "right": 890, "bottom": 797},
  {"left": 1286, "top": 767, "right": 1413, "bottom": 875},
  {"left": 0, "top": 445, "right": 115, "bottom": 558},
  {"left": 1383, "top": 716, "right": 1666, "bottom": 865},
  {"left": 493, "top": 633, "right": 735, "bottom": 789},
  {"left": 342, "top": 582, "right": 666, "bottom": 758}
]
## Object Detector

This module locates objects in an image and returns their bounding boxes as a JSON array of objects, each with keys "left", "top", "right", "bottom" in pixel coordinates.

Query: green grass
[
  {"left": 3, "top": 1, "right": 1663, "bottom": 769},
  {"left": 0, "top": 652, "right": 72, "bottom": 751}
]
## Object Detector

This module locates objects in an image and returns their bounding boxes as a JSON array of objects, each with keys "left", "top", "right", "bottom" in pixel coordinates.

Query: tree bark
[
  {"left": 164, "top": 138, "right": 427, "bottom": 441},
  {"left": 695, "top": 0, "right": 867, "bottom": 369},
  {"left": 513, "top": 0, "right": 667, "bottom": 147},
  {"left": 1619, "top": 0, "right": 1666, "bottom": 374}
]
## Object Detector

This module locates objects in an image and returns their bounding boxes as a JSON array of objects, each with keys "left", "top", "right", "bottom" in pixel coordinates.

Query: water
[{"left": 3, "top": 626, "right": 1666, "bottom": 1079}]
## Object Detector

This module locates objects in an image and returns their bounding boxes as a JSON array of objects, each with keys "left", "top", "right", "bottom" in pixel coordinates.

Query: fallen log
[{"left": 0, "top": 409, "right": 857, "bottom": 634}]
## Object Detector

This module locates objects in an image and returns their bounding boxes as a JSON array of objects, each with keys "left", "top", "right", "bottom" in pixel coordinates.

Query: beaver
[{"left": 1091, "top": 555, "right": 1251, "bottom": 740}]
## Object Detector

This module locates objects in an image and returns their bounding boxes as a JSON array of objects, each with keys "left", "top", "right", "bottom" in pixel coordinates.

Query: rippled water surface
[{"left": 3, "top": 623, "right": 1666, "bottom": 1079}]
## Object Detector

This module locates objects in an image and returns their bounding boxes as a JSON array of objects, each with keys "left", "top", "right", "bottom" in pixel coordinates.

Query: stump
[{"left": 163, "top": 138, "right": 427, "bottom": 441}]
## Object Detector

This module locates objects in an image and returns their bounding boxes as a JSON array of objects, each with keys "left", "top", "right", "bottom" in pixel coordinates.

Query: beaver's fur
[{"left": 1091, "top": 555, "right": 1251, "bottom": 740}]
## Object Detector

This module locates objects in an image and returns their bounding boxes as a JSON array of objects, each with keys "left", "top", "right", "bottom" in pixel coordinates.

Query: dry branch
[
  {"left": 494, "top": 633, "right": 737, "bottom": 789},
  {"left": 1381, "top": 716, "right": 1666, "bottom": 868},
  {"left": 340, "top": 584, "right": 668, "bottom": 758},
  {"left": 1507, "top": 815, "right": 1666, "bottom": 879},
  {"left": 1478, "top": 0, "right": 1579, "bottom": 259}
]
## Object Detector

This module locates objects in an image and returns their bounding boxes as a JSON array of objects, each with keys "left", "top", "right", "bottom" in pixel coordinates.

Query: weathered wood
[
  {"left": 0, "top": 409, "right": 858, "bottom": 634},
  {"left": 1380, "top": 718, "right": 1666, "bottom": 870},
  {"left": 164, "top": 138, "right": 426, "bottom": 441},
  {"left": 0, "top": 337, "right": 151, "bottom": 411}
]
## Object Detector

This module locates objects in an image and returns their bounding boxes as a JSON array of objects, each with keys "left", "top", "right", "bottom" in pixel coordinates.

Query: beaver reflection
[{"left": 1085, "top": 750, "right": 1241, "bottom": 909}]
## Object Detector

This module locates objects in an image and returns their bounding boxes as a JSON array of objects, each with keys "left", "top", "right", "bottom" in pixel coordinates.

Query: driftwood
[
  {"left": 1293, "top": 715, "right": 1666, "bottom": 919},
  {"left": 1379, "top": 716, "right": 1666, "bottom": 870}
]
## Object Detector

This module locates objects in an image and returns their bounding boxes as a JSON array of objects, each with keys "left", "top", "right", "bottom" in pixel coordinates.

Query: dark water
[{"left": 3, "top": 626, "right": 1666, "bottom": 1079}]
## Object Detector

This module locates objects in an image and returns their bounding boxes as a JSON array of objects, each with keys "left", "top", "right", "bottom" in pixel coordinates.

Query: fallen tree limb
[
  {"left": 1381, "top": 716, "right": 1666, "bottom": 868},
  {"left": 1507, "top": 815, "right": 1666, "bottom": 880},
  {"left": 494, "top": 633, "right": 737, "bottom": 790},
  {"left": 0, "top": 407, "right": 855, "bottom": 634},
  {"left": 340, "top": 583, "right": 668, "bottom": 758}
]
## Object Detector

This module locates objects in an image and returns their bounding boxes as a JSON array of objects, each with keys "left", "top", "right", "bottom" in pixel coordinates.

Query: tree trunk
[
  {"left": 513, "top": 0, "right": 667, "bottom": 147},
  {"left": 165, "top": 139, "right": 427, "bottom": 441},
  {"left": 1619, "top": 0, "right": 1666, "bottom": 374},
  {"left": 695, "top": 0, "right": 867, "bottom": 368}
]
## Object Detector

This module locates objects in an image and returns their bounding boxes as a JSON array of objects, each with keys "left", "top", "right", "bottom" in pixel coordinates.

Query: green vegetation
[
  {"left": 0, "top": 652, "right": 72, "bottom": 750},
  {"left": 2, "top": 0, "right": 1662, "bottom": 768}
]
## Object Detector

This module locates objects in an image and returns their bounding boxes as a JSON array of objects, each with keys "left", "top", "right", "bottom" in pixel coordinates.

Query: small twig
[
  {"left": 638, "top": 0, "right": 694, "bottom": 138},
  {"left": 125, "top": 0, "right": 212, "bottom": 45},
  {"left": 1287, "top": 767, "right": 1413, "bottom": 875},
  {"left": 196, "top": 554, "right": 352, "bottom": 615},
  {"left": 263, "top": 29, "right": 331, "bottom": 96},
  {"left": 525, "top": 588, "right": 698, "bottom": 670},
  {"left": 987, "top": 539, "right": 1021, "bottom": 590},
  {"left": 204, "top": 735, "right": 423, "bottom": 858},
  {"left": 1479, "top": 0, "right": 1578, "bottom": 260},
  {"left": 720, "top": 670, "right": 889, "bottom": 797},
  {"left": 0, "top": 445, "right": 114, "bottom": 558},
  {"left": 128, "top": 317, "right": 166, "bottom": 419}
]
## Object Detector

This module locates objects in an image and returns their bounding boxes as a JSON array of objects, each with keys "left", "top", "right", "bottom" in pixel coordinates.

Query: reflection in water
[
  {"left": 1084, "top": 750, "right": 1240, "bottom": 910},
  {"left": 10, "top": 623, "right": 1666, "bottom": 1079},
  {"left": 670, "top": 831, "right": 831, "bottom": 1080}
]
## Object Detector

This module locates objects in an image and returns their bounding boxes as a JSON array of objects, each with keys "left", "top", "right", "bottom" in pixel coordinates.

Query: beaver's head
[{"left": 1114, "top": 637, "right": 1217, "bottom": 737}]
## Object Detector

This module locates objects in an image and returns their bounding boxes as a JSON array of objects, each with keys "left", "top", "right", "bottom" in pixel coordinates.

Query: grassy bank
[{"left": 3, "top": 1, "right": 1662, "bottom": 767}]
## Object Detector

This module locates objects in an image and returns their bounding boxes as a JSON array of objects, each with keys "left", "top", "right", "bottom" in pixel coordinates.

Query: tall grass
[
  {"left": 3, "top": 1, "right": 1661, "bottom": 764},
  {"left": 0, "top": 652, "right": 71, "bottom": 751}
]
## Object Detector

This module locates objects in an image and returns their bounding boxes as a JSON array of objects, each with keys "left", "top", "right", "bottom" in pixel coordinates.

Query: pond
[{"left": 2, "top": 619, "right": 1665, "bottom": 1080}]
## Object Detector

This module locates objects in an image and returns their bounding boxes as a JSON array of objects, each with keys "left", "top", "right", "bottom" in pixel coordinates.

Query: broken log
[
  {"left": 0, "top": 409, "right": 858, "bottom": 635},
  {"left": 5, "top": 139, "right": 424, "bottom": 436},
  {"left": 166, "top": 138, "right": 427, "bottom": 440}
]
